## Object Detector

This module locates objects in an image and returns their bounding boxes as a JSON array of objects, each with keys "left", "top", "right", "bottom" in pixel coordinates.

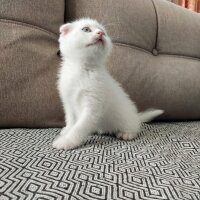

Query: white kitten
[{"left": 53, "top": 18, "right": 164, "bottom": 150}]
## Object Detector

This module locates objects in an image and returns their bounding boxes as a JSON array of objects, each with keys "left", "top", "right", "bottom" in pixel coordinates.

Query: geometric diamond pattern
[{"left": 0, "top": 122, "right": 200, "bottom": 200}]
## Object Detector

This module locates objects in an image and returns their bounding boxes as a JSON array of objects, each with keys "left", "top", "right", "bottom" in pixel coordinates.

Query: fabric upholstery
[
  {"left": 0, "top": 0, "right": 200, "bottom": 127},
  {"left": 65, "top": 0, "right": 200, "bottom": 121},
  {"left": 108, "top": 46, "right": 200, "bottom": 120},
  {"left": 0, "top": 0, "right": 65, "bottom": 127},
  {"left": 0, "top": 122, "right": 200, "bottom": 199},
  {"left": 0, "top": 0, "right": 64, "bottom": 34},
  {"left": 65, "top": 0, "right": 157, "bottom": 52},
  {"left": 154, "top": 0, "right": 200, "bottom": 58}
]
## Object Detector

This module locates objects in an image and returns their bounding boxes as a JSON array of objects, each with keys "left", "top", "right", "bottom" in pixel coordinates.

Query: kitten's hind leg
[
  {"left": 116, "top": 131, "right": 138, "bottom": 141},
  {"left": 116, "top": 119, "right": 141, "bottom": 141}
]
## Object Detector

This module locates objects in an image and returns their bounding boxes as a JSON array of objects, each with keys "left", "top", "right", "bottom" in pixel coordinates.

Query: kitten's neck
[{"left": 62, "top": 56, "right": 106, "bottom": 71}]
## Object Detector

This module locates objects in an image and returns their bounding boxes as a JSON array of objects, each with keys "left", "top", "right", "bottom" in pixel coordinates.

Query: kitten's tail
[{"left": 139, "top": 109, "right": 164, "bottom": 123}]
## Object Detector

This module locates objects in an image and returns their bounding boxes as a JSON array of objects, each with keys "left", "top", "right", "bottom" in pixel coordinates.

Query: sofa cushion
[
  {"left": 65, "top": 0, "right": 200, "bottom": 120},
  {"left": 0, "top": 0, "right": 65, "bottom": 127},
  {"left": 65, "top": 0, "right": 157, "bottom": 52},
  {"left": 154, "top": 0, "right": 200, "bottom": 58},
  {"left": 109, "top": 46, "right": 200, "bottom": 120},
  {"left": 0, "top": 0, "right": 63, "bottom": 34}
]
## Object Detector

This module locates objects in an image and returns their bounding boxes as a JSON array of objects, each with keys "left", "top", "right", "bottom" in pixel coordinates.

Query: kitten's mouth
[{"left": 87, "top": 38, "right": 104, "bottom": 47}]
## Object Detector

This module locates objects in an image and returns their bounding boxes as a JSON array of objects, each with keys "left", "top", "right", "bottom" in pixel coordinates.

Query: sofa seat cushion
[{"left": 1, "top": 122, "right": 200, "bottom": 199}]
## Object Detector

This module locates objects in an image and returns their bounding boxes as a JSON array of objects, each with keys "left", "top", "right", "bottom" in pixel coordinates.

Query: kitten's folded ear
[{"left": 59, "top": 23, "right": 71, "bottom": 35}]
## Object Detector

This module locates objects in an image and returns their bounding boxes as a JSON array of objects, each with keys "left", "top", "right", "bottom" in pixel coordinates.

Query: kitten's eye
[{"left": 82, "top": 27, "right": 91, "bottom": 32}]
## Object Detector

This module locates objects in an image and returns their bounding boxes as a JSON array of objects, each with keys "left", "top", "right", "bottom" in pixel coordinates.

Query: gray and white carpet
[{"left": 0, "top": 122, "right": 200, "bottom": 200}]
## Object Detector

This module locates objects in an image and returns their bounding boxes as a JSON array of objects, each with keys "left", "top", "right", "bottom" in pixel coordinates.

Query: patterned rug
[{"left": 0, "top": 122, "right": 200, "bottom": 200}]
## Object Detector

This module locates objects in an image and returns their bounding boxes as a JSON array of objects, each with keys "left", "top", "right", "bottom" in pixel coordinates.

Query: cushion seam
[
  {"left": 150, "top": 0, "right": 159, "bottom": 51},
  {"left": 158, "top": 52, "right": 200, "bottom": 62},
  {"left": 113, "top": 42, "right": 152, "bottom": 55},
  {"left": 113, "top": 42, "right": 200, "bottom": 61},
  {"left": 0, "top": 18, "right": 58, "bottom": 39}
]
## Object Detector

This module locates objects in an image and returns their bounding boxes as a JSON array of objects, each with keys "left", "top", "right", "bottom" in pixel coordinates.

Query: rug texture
[{"left": 0, "top": 122, "right": 200, "bottom": 200}]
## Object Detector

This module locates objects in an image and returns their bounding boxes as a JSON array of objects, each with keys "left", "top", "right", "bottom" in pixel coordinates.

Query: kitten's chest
[{"left": 59, "top": 69, "right": 95, "bottom": 101}]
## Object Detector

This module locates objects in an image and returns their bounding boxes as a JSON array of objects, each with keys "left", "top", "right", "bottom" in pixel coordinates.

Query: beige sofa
[{"left": 0, "top": 0, "right": 200, "bottom": 199}]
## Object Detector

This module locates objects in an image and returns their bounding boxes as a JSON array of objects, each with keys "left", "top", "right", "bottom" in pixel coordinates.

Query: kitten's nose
[{"left": 97, "top": 31, "right": 105, "bottom": 39}]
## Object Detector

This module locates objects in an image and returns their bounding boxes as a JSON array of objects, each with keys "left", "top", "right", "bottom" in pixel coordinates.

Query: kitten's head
[{"left": 59, "top": 18, "right": 112, "bottom": 64}]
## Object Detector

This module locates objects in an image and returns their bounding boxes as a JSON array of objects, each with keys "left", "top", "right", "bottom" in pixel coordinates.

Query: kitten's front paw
[
  {"left": 52, "top": 135, "right": 81, "bottom": 150},
  {"left": 116, "top": 132, "right": 137, "bottom": 141}
]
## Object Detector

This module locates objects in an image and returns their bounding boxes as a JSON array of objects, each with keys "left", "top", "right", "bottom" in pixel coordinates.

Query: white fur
[{"left": 53, "top": 18, "right": 164, "bottom": 150}]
